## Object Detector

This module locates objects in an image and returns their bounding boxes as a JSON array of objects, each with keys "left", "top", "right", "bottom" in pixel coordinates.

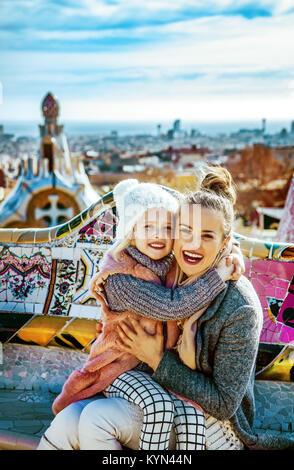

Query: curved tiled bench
[{"left": 0, "top": 190, "right": 293, "bottom": 448}]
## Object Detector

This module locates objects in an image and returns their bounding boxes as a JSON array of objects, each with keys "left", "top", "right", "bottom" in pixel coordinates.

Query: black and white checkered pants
[{"left": 104, "top": 369, "right": 205, "bottom": 450}]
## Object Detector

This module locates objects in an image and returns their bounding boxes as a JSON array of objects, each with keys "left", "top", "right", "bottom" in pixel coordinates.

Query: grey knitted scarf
[{"left": 124, "top": 245, "right": 174, "bottom": 279}]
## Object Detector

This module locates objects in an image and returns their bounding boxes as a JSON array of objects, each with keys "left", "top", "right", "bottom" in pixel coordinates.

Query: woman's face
[{"left": 174, "top": 204, "right": 228, "bottom": 277}]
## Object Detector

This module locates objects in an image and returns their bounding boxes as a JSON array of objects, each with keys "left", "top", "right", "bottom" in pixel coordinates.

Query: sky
[{"left": 0, "top": 0, "right": 294, "bottom": 123}]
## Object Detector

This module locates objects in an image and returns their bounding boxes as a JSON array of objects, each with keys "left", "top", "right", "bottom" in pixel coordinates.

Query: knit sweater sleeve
[
  {"left": 103, "top": 268, "right": 226, "bottom": 321},
  {"left": 152, "top": 304, "right": 261, "bottom": 421}
]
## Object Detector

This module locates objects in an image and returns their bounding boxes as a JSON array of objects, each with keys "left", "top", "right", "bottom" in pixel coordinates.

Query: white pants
[
  {"left": 37, "top": 397, "right": 176, "bottom": 450},
  {"left": 37, "top": 396, "right": 243, "bottom": 451},
  {"left": 103, "top": 370, "right": 205, "bottom": 450}
]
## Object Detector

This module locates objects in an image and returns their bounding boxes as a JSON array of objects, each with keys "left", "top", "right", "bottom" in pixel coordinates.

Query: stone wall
[
  {"left": 0, "top": 343, "right": 85, "bottom": 394},
  {"left": 254, "top": 380, "right": 294, "bottom": 433}
]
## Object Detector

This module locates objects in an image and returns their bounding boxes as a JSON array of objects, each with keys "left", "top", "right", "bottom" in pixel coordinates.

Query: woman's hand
[
  {"left": 116, "top": 319, "right": 165, "bottom": 371},
  {"left": 216, "top": 244, "right": 245, "bottom": 282},
  {"left": 229, "top": 244, "right": 245, "bottom": 280}
]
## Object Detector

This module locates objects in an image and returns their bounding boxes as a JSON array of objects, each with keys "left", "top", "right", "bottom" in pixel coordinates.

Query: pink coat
[{"left": 52, "top": 245, "right": 180, "bottom": 415}]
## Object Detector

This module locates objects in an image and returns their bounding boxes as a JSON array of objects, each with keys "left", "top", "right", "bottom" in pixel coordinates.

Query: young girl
[{"left": 52, "top": 179, "right": 243, "bottom": 451}]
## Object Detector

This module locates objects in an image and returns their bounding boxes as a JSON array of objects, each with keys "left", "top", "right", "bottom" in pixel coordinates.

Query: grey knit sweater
[
  {"left": 104, "top": 246, "right": 226, "bottom": 320},
  {"left": 105, "top": 259, "right": 294, "bottom": 450}
]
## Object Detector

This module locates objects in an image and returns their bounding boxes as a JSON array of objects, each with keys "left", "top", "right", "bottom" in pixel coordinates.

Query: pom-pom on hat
[{"left": 113, "top": 179, "right": 179, "bottom": 240}]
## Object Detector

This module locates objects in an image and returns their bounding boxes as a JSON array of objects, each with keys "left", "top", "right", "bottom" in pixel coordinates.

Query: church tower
[{"left": 39, "top": 92, "right": 72, "bottom": 175}]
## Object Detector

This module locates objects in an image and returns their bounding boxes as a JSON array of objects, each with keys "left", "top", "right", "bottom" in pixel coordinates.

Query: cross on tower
[{"left": 35, "top": 194, "right": 73, "bottom": 226}]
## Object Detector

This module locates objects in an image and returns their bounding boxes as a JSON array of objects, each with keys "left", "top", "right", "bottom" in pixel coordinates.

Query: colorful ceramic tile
[
  {"left": 52, "top": 247, "right": 74, "bottom": 260},
  {"left": 244, "top": 256, "right": 294, "bottom": 344},
  {"left": 280, "top": 325, "right": 294, "bottom": 343},
  {"left": 10, "top": 303, "right": 26, "bottom": 313},
  {"left": 48, "top": 259, "right": 77, "bottom": 316},
  {"left": 265, "top": 285, "right": 277, "bottom": 297},
  {"left": 36, "top": 281, "right": 51, "bottom": 304},
  {"left": 73, "top": 248, "right": 106, "bottom": 306},
  {"left": 0, "top": 247, "right": 51, "bottom": 304},
  {"left": 259, "top": 279, "right": 294, "bottom": 344},
  {"left": 0, "top": 312, "right": 34, "bottom": 343},
  {"left": 47, "top": 317, "right": 97, "bottom": 350},
  {"left": 78, "top": 208, "right": 117, "bottom": 246},
  {"left": 11, "top": 315, "right": 69, "bottom": 346},
  {"left": 0, "top": 247, "right": 51, "bottom": 278},
  {"left": 79, "top": 292, "right": 98, "bottom": 306},
  {"left": 69, "top": 304, "right": 100, "bottom": 319},
  {"left": 271, "top": 278, "right": 289, "bottom": 289},
  {"left": 0, "top": 301, "right": 17, "bottom": 312},
  {"left": 0, "top": 286, "right": 7, "bottom": 302},
  {"left": 33, "top": 303, "right": 45, "bottom": 314},
  {"left": 257, "top": 294, "right": 268, "bottom": 309},
  {"left": 263, "top": 260, "right": 293, "bottom": 280},
  {"left": 253, "top": 274, "right": 272, "bottom": 287},
  {"left": 267, "top": 297, "right": 284, "bottom": 319},
  {"left": 256, "top": 346, "right": 294, "bottom": 381},
  {"left": 260, "top": 315, "right": 283, "bottom": 343}
]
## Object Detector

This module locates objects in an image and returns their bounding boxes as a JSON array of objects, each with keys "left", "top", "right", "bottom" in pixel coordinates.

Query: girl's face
[
  {"left": 174, "top": 204, "right": 229, "bottom": 277},
  {"left": 134, "top": 207, "right": 174, "bottom": 260}
]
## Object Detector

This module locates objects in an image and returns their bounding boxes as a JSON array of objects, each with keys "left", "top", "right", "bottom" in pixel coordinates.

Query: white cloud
[
  {"left": 56, "top": 93, "right": 294, "bottom": 121},
  {"left": 1, "top": 3, "right": 294, "bottom": 121},
  {"left": 69, "top": 0, "right": 294, "bottom": 18},
  {"left": 2, "top": 12, "right": 294, "bottom": 70}
]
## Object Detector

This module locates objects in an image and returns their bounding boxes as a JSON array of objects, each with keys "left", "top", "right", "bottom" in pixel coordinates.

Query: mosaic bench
[{"left": 0, "top": 190, "right": 293, "bottom": 449}]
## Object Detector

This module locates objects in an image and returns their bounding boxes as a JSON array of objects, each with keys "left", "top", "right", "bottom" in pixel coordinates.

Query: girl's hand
[{"left": 116, "top": 318, "right": 165, "bottom": 371}]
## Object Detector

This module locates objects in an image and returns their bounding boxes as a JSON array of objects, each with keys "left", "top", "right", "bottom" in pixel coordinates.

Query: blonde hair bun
[{"left": 200, "top": 166, "right": 236, "bottom": 205}]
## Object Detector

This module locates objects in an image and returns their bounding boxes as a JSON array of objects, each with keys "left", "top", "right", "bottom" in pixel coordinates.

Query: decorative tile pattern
[
  {"left": 77, "top": 207, "right": 117, "bottom": 246},
  {"left": 0, "top": 202, "right": 117, "bottom": 323},
  {"left": 245, "top": 259, "right": 294, "bottom": 345},
  {"left": 0, "top": 248, "right": 51, "bottom": 304},
  {"left": 48, "top": 260, "right": 77, "bottom": 316},
  {"left": 73, "top": 248, "right": 107, "bottom": 306}
]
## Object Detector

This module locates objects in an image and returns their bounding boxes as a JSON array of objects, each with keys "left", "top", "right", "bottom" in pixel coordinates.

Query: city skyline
[{"left": 0, "top": 0, "right": 294, "bottom": 122}]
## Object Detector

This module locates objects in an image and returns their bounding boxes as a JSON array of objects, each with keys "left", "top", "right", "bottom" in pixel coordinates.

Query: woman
[{"left": 37, "top": 167, "right": 293, "bottom": 450}]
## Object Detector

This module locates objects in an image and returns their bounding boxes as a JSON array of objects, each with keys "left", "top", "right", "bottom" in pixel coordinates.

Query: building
[{"left": 0, "top": 92, "right": 98, "bottom": 228}]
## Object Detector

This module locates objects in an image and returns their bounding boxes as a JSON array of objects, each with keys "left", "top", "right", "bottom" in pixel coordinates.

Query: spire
[{"left": 41, "top": 92, "right": 59, "bottom": 123}]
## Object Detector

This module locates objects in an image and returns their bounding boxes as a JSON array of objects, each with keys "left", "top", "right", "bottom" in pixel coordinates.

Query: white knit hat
[{"left": 113, "top": 179, "right": 179, "bottom": 240}]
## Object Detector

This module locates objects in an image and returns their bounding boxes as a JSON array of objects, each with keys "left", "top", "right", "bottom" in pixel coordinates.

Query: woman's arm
[
  {"left": 152, "top": 304, "right": 261, "bottom": 421},
  {"left": 104, "top": 268, "right": 226, "bottom": 321},
  {"left": 116, "top": 302, "right": 262, "bottom": 421}
]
